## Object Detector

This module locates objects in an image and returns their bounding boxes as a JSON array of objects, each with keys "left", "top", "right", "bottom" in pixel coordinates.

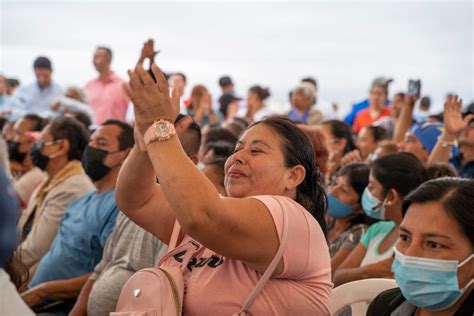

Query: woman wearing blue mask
[
  {"left": 327, "top": 163, "right": 375, "bottom": 273},
  {"left": 333, "top": 153, "right": 427, "bottom": 286},
  {"left": 368, "top": 177, "right": 473, "bottom": 315}
]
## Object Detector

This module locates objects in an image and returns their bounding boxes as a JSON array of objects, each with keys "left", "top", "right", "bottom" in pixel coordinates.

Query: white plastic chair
[{"left": 330, "top": 278, "right": 397, "bottom": 316}]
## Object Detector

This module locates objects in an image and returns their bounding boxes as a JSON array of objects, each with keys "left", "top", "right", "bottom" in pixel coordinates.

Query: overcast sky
[{"left": 1, "top": 0, "right": 472, "bottom": 115}]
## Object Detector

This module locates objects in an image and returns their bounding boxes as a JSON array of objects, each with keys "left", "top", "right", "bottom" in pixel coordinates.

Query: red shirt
[
  {"left": 353, "top": 107, "right": 391, "bottom": 134},
  {"left": 85, "top": 72, "right": 130, "bottom": 124}
]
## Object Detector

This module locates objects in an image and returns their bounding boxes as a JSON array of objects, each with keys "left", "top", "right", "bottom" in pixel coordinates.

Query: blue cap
[{"left": 409, "top": 122, "right": 444, "bottom": 154}]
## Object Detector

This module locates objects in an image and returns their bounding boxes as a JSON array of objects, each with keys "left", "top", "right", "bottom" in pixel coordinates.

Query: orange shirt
[{"left": 353, "top": 107, "right": 391, "bottom": 134}]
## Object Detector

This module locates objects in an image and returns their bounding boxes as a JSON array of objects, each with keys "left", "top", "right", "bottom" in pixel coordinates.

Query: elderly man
[{"left": 287, "top": 82, "right": 325, "bottom": 125}]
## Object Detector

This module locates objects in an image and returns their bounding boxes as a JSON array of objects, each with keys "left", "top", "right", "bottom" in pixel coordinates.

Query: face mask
[
  {"left": 392, "top": 248, "right": 474, "bottom": 311},
  {"left": 29, "top": 140, "right": 62, "bottom": 171},
  {"left": 81, "top": 146, "right": 116, "bottom": 182},
  {"left": 361, "top": 187, "right": 386, "bottom": 220},
  {"left": 327, "top": 193, "right": 354, "bottom": 218},
  {"left": 7, "top": 141, "right": 27, "bottom": 163}
]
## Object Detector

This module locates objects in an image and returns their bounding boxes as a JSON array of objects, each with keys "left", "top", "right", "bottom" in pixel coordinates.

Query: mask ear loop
[
  {"left": 458, "top": 254, "right": 473, "bottom": 291},
  {"left": 381, "top": 189, "right": 395, "bottom": 208}
]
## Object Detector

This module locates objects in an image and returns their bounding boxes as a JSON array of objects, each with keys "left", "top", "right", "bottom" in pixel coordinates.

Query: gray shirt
[{"left": 87, "top": 212, "right": 168, "bottom": 316}]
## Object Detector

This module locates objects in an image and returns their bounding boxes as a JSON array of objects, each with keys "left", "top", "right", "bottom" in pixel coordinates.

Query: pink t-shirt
[
  {"left": 161, "top": 195, "right": 332, "bottom": 315},
  {"left": 85, "top": 72, "right": 130, "bottom": 124}
]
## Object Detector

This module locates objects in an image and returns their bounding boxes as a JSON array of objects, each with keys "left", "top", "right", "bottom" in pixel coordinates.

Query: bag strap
[
  {"left": 158, "top": 220, "right": 203, "bottom": 269},
  {"left": 169, "top": 220, "right": 182, "bottom": 250},
  {"left": 237, "top": 197, "right": 290, "bottom": 314}
]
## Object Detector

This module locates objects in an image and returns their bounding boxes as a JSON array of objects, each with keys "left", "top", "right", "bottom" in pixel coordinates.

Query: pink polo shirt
[
  {"left": 85, "top": 72, "right": 130, "bottom": 124},
  {"left": 161, "top": 195, "right": 333, "bottom": 315}
]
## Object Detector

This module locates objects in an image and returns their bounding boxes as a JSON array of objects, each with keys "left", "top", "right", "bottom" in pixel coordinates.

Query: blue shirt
[
  {"left": 450, "top": 155, "right": 474, "bottom": 179},
  {"left": 344, "top": 99, "right": 370, "bottom": 127},
  {"left": 5, "top": 81, "right": 63, "bottom": 120},
  {"left": 288, "top": 108, "right": 309, "bottom": 124},
  {"left": 29, "top": 190, "right": 119, "bottom": 287},
  {"left": 0, "top": 93, "right": 11, "bottom": 113}
]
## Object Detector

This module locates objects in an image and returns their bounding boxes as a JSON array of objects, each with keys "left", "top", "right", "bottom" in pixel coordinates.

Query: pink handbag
[
  {"left": 112, "top": 197, "right": 289, "bottom": 316},
  {"left": 110, "top": 223, "right": 202, "bottom": 316}
]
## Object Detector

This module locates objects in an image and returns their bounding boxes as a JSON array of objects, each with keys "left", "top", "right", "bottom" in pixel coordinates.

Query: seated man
[
  {"left": 397, "top": 121, "right": 448, "bottom": 164},
  {"left": 8, "top": 114, "right": 48, "bottom": 208},
  {"left": 17, "top": 117, "right": 94, "bottom": 269},
  {"left": 69, "top": 115, "right": 202, "bottom": 316},
  {"left": 21, "top": 120, "right": 134, "bottom": 314}
]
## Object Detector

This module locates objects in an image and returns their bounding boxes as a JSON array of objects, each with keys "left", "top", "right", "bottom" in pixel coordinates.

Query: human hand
[
  {"left": 10, "top": 160, "right": 26, "bottom": 175},
  {"left": 226, "top": 101, "right": 239, "bottom": 120},
  {"left": 21, "top": 284, "right": 48, "bottom": 307},
  {"left": 124, "top": 64, "right": 178, "bottom": 134},
  {"left": 340, "top": 150, "right": 363, "bottom": 167},
  {"left": 140, "top": 39, "right": 160, "bottom": 61},
  {"left": 170, "top": 85, "right": 181, "bottom": 113},
  {"left": 51, "top": 101, "right": 61, "bottom": 112},
  {"left": 443, "top": 95, "right": 473, "bottom": 138},
  {"left": 407, "top": 94, "right": 418, "bottom": 107},
  {"left": 365, "top": 257, "right": 394, "bottom": 279}
]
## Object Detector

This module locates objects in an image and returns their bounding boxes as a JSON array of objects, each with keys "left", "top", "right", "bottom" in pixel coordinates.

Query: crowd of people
[{"left": 0, "top": 39, "right": 472, "bottom": 315}]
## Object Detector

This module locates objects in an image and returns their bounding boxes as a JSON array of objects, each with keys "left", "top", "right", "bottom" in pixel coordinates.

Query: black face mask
[
  {"left": 81, "top": 146, "right": 114, "bottom": 182},
  {"left": 29, "top": 142, "right": 51, "bottom": 171},
  {"left": 7, "top": 141, "right": 27, "bottom": 163}
]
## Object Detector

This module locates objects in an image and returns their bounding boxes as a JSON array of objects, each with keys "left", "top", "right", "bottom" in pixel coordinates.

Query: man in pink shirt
[{"left": 85, "top": 47, "right": 130, "bottom": 124}]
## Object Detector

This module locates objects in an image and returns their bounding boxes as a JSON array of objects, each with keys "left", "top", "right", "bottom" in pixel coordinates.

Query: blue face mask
[
  {"left": 327, "top": 194, "right": 354, "bottom": 218},
  {"left": 392, "top": 249, "right": 474, "bottom": 311},
  {"left": 361, "top": 187, "right": 386, "bottom": 220}
]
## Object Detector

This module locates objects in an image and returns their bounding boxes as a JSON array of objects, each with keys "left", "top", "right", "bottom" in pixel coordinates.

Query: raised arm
[
  {"left": 122, "top": 64, "right": 287, "bottom": 274},
  {"left": 115, "top": 143, "right": 176, "bottom": 245},
  {"left": 429, "top": 95, "right": 473, "bottom": 165},
  {"left": 392, "top": 95, "right": 417, "bottom": 144}
]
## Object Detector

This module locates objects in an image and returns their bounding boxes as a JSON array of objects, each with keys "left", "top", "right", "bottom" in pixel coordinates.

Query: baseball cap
[{"left": 409, "top": 122, "right": 444, "bottom": 154}]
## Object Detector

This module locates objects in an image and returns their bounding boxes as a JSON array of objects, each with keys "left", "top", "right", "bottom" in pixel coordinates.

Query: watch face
[{"left": 155, "top": 122, "right": 170, "bottom": 136}]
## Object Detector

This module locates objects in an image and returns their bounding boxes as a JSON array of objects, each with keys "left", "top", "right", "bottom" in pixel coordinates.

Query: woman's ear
[
  {"left": 385, "top": 188, "right": 400, "bottom": 206},
  {"left": 286, "top": 165, "right": 306, "bottom": 191},
  {"left": 58, "top": 139, "right": 70, "bottom": 157}
]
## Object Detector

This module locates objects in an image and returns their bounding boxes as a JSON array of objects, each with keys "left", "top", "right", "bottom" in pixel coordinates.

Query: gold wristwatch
[{"left": 143, "top": 120, "right": 177, "bottom": 146}]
